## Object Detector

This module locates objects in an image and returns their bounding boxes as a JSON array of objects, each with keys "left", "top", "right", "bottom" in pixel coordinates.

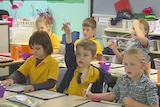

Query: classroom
[{"left": 0, "top": 0, "right": 160, "bottom": 106}]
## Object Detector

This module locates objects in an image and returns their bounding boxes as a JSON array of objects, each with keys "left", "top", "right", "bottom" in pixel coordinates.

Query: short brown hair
[
  {"left": 76, "top": 39, "right": 97, "bottom": 57},
  {"left": 82, "top": 17, "right": 96, "bottom": 29},
  {"left": 29, "top": 31, "right": 53, "bottom": 55}
]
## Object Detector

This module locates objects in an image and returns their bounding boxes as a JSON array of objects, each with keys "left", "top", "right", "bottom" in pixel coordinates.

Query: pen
[
  {"left": 63, "top": 18, "right": 67, "bottom": 23},
  {"left": 63, "top": 18, "right": 71, "bottom": 31},
  {"left": 85, "top": 83, "right": 92, "bottom": 97}
]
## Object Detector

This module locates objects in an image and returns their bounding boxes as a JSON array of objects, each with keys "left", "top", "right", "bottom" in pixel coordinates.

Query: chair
[
  {"left": 56, "top": 68, "right": 67, "bottom": 89},
  {"left": 59, "top": 44, "right": 65, "bottom": 55},
  {"left": 61, "top": 31, "right": 80, "bottom": 44}
]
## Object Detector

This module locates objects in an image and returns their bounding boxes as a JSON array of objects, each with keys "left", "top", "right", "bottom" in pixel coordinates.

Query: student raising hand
[
  {"left": 62, "top": 22, "right": 71, "bottom": 35},
  {"left": 62, "top": 22, "right": 72, "bottom": 43}
]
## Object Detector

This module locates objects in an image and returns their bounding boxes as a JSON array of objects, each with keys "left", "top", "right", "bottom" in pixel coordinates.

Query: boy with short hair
[
  {"left": 75, "top": 17, "right": 103, "bottom": 61},
  {"left": 57, "top": 22, "right": 111, "bottom": 96}
]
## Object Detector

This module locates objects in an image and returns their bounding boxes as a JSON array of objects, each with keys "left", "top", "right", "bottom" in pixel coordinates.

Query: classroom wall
[{"left": 0, "top": 0, "right": 90, "bottom": 39}]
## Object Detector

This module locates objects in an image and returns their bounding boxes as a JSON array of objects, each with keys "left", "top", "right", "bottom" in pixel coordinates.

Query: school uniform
[
  {"left": 112, "top": 74, "right": 159, "bottom": 105},
  {"left": 18, "top": 55, "right": 59, "bottom": 91},
  {"left": 57, "top": 42, "right": 112, "bottom": 96},
  {"left": 48, "top": 31, "right": 61, "bottom": 50}
]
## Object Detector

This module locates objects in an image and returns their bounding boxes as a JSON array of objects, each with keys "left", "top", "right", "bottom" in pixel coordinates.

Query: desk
[
  {"left": 0, "top": 91, "right": 122, "bottom": 107},
  {"left": 0, "top": 54, "right": 66, "bottom": 68},
  {"left": 0, "top": 59, "right": 24, "bottom": 67}
]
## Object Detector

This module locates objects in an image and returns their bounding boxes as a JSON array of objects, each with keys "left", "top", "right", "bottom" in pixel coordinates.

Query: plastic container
[
  {"left": 10, "top": 27, "right": 34, "bottom": 43},
  {"left": 156, "top": 40, "right": 160, "bottom": 51},
  {"left": 7, "top": 17, "right": 13, "bottom": 27},
  {"left": 10, "top": 45, "right": 21, "bottom": 60},
  {"left": 0, "top": 86, "right": 6, "bottom": 98},
  {"left": 154, "top": 58, "right": 160, "bottom": 70},
  {"left": 22, "top": 52, "right": 32, "bottom": 60},
  {"left": 107, "top": 19, "right": 127, "bottom": 30},
  {"left": 2, "top": 15, "right": 9, "bottom": 21},
  {"left": 17, "top": 21, "right": 35, "bottom": 27},
  {"left": 99, "top": 61, "right": 111, "bottom": 71},
  {"left": 158, "top": 70, "right": 160, "bottom": 83},
  {"left": 102, "top": 54, "right": 116, "bottom": 63}
]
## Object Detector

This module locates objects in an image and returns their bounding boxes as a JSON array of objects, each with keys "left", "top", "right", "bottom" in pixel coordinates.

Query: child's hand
[
  {"left": 82, "top": 89, "right": 93, "bottom": 99},
  {"left": 61, "top": 22, "right": 72, "bottom": 36},
  {"left": 108, "top": 40, "right": 117, "bottom": 50},
  {"left": 2, "top": 78, "right": 14, "bottom": 87},
  {"left": 123, "top": 97, "right": 135, "bottom": 107},
  {"left": 133, "top": 19, "right": 139, "bottom": 28},
  {"left": 24, "top": 85, "right": 35, "bottom": 93},
  {"left": 53, "top": 49, "right": 60, "bottom": 54}
]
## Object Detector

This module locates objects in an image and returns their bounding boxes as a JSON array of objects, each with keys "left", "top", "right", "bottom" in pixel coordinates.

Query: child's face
[
  {"left": 76, "top": 46, "right": 95, "bottom": 68},
  {"left": 123, "top": 54, "right": 145, "bottom": 81},
  {"left": 82, "top": 26, "right": 96, "bottom": 39},
  {"left": 36, "top": 22, "right": 50, "bottom": 33},
  {"left": 31, "top": 44, "right": 46, "bottom": 59}
]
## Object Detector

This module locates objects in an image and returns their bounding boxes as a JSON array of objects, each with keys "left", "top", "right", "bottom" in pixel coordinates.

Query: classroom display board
[{"left": 93, "top": 0, "right": 160, "bottom": 18}]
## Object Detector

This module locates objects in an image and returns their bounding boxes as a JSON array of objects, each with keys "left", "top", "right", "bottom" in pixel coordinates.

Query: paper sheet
[
  {"left": 6, "top": 84, "right": 26, "bottom": 92},
  {"left": 78, "top": 101, "right": 122, "bottom": 107},
  {"left": 25, "top": 89, "right": 66, "bottom": 100}
]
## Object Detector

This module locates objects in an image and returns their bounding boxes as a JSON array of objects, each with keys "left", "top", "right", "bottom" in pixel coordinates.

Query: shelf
[
  {"left": 150, "top": 51, "right": 160, "bottom": 54},
  {"left": 103, "top": 28, "right": 131, "bottom": 34},
  {"left": 103, "top": 28, "right": 160, "bottom": 55},
  {"left": 103, "top": 28, "right": 160, "bottom": 36}
]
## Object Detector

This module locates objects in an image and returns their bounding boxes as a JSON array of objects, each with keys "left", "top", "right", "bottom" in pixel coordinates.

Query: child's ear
[
  {"left": 92, "top": 55, "right": 97, "bottom": 61},
  {"left": 142, "top": 62, "right": 147, "bottom": 69},
  {"left": 47, "top": 24, "right": 51, "bottom": 30},
  {"left": 93, "top": 28, "right": 96, "bottom": 32}
]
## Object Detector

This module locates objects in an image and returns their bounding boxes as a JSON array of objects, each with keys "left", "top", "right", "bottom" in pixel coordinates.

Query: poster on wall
[{"left": 47, "top": 0, "right": 84, "bottom": 3}]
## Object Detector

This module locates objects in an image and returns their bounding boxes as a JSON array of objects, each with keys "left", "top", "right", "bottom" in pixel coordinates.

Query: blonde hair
[
  {"left": 124, "top": 48, "right": 146, "bottom": 63},
  {"left": 138, "top": 18, "right": 150, "bottom": 37},
  {"left": 82, "top": 17, "right": 96, "bottom": 29},
  {"left": 36, "top": 16, "right": 51, "bottom": 26},
  {"left": 124, "top": 48, "right": 149, "bottom": 76},
  {"left": 76, "top": 39, "right": 97, "bottom": 57}
]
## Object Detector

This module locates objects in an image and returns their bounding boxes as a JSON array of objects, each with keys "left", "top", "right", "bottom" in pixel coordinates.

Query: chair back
[{"left": 61, "top": 31, "right": 80, "bottom": 44}]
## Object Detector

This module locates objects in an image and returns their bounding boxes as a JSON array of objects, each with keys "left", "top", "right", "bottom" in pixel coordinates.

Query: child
[
  {"left": 57, "top": 23, "right": 111, "bottom": 96},
  {"left": 84, "top": 48, "right": 159, "bottom": 107},
  {"left": 109, "top": 18, "right": 150, "bottom": 63},
  {"left": 74, "top": 17, "right": 103, "bottom": 61},
  {"left": 109, "top": 18, "right": 150, "bottom": 76},
  {"left": 36, "top": 16, "right": 61, "bottom": 54},
  {"left": 2, "top": 31, "right": 59, "bottom": 92}
]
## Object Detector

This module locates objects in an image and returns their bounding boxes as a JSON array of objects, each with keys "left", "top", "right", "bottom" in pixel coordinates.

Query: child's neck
[{"left": 80, "top": 67, "right": 89, "bottom": 73}]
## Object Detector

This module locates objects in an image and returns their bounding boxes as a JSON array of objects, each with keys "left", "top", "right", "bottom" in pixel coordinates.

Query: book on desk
[
  {"left": 6, "top": 84, "right": 66, "bottom": 100},
  {"left": 77, "top": 101, "right": 123, "bottom": 107}
]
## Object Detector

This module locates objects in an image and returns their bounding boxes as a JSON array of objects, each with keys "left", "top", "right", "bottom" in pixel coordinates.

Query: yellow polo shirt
[
  {"left": 48, "top": 32, "right": 60, "bottom": 50},
  {"left": 74, "top": 37, "right": 103, "bottom": 55},
  {"left": 18, "top": 55, "right": 59, "bottom": 91},
  {"left": 65, "top": 65, "right": 100, "bottom": 96}
]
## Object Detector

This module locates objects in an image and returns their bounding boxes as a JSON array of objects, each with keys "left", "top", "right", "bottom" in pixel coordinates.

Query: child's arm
[
  {"left": 24, "top": 79, "right": 57, "bottom": 93},
  {"left": 109, "top": 40, "right": 123, "bottom": 62},
  {"left": 2, "top": 70, "right": 26, "bottom": 86},
  {"left": 61, "top": 23, "right": 72, "bottom": 43},
  {"left": 133, "top": 20, "right": 148, "bottom": 47},
  {"left": 84, "top": 91, "right": 116, "bottom": 102}
]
